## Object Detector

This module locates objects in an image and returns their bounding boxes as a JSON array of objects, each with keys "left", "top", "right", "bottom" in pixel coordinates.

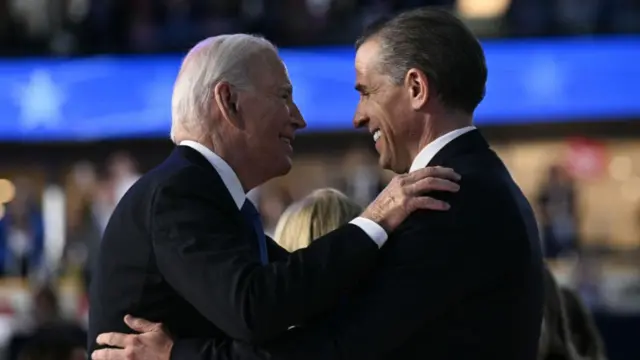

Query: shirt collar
[
  {"left": 179, "top": 140, "right": 246, "bottom": 209},
  {"left": 409, "top": 126, "right": 476, "bottom": 173}
]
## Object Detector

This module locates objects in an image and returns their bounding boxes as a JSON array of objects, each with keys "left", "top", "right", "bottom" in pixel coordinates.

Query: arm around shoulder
[{"left": 150, "top": 167, "right": 379, "bottom": 344}]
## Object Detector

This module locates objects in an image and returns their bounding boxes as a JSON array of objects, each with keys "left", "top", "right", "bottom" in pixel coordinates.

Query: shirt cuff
[{"left": 349, "top": 217, "right": 388, "bottom": 248}]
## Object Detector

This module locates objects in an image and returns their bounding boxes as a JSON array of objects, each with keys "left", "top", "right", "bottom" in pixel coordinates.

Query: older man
[
  {"left": 88, "top": 32, "right": 461, "bottom": 358},
  {"left": 93, "top": 8, "right": 544, "bottom": 360}
]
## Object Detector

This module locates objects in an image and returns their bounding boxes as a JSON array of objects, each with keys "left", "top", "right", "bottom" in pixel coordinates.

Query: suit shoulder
[
  {"left": 446, "top": 150, "right": 522, "bottom": 202},
  {"left": 138, "top": 157, "right": 216, "bottom": 194},
  {"left": 399, "top": 150, "right": 533, "bottom": 236}
]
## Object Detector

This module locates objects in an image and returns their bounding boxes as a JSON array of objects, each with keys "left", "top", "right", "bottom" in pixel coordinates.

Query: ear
[
  {"left": 404, "top": 68, "right": 429, "bottom": 110},
  {"left": 214, "top": 81, "right": 241, "bottom": 128}
]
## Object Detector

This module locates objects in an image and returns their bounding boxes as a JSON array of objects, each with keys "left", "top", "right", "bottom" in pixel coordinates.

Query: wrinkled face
[
  {"left": 218, "top": 52, "right": 306, "bottom": 182},
  {"left": 353, "top": 40, "right": 426, "bottom": 173}
]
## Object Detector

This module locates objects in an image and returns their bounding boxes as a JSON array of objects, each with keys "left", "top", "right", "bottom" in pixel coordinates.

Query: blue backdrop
[{"left": 0, "top": 36, "right": 639, "bottom": 141}]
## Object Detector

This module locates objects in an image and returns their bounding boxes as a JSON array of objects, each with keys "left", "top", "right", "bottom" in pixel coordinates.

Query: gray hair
[{"left": 170, "top": 34, "right": 278, "bottom": 142}]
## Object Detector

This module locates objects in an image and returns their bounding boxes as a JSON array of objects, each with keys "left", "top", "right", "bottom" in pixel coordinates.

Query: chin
[
  {"left": 378, "top": 155, "right": 393, "bottom": 172},
  {"left": 273, "top": 157, "right": 293, "bottom": 177},
  {"left": 379, "top": 155, "right": 406, "bottom": 174}
]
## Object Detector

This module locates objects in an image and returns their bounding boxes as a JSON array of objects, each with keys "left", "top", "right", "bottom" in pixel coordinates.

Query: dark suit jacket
[
  {"left": 87, "top": 146, "right": 379, "bottom": 353},
  {"left": 171, "top": 130, "right": 545, "bottom": 360}
]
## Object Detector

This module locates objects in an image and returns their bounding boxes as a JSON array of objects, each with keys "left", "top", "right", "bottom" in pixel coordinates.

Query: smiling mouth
[
  {"left": 372, "top": 129, "right": 381, "bottom": 142},
  {"left": 280, "top": 136, "right": 291, "bottom": 144}
]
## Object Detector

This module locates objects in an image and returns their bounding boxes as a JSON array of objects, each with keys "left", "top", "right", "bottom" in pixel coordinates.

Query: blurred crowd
[
  {"left": 0, "top": 152, "right": 143, "bottom": 359},
  {"left": 1, "top": 0, "right": 640, "bottom": 56}
]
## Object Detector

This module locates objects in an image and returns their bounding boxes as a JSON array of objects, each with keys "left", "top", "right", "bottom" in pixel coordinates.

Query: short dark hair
[{"left": 356, "top": 8, "right": 487, "bottom": 114}]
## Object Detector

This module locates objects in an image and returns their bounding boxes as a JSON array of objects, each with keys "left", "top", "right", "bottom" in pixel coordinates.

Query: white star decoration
[{"left": 13, "top": 69, "right": 66, "bottom": 130}]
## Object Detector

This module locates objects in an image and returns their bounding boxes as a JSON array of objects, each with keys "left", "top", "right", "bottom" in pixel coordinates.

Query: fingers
[
  {"left": 92, "top": 348, "right": 126, "bottom": 360},
  {"left": 410, "top": 177, "right": 460, "bottom": 195},
  {"left": 406, "top": 166, "right": 461, "bottom": 182},
  {"left": 411, "top": 196, "right": 450, "bottom": 211},
  {"left": 96, "top": 332, "right": 136, "bottom": 348},
  {"left": 124, "top": 314, "right": 161, "bottom": 333}
]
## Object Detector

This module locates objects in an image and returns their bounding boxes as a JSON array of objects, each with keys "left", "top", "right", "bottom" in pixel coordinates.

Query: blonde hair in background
[{"left": 274, "top": 188, "right": 363, "bottom": 252}]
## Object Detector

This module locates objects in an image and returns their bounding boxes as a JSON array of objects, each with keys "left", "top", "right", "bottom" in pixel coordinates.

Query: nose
[
  {"left": 288, "top": 102, "right": 306, "bottom": 130},
  {"left": 353, "top": 108, "right": 368, "bottom": 129}
]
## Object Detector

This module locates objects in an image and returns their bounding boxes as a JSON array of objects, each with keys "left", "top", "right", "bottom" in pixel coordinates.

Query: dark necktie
[{"left": 241, "top": 200, "right": 269, "bottom": 265}]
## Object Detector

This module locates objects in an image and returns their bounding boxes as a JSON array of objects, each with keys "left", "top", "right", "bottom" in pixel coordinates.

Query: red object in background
[
  {"left": 0, "top": 298, "right": 14, "bottom": 315},
  {"left": 77, "top": 294, "right": 89, "bottom": 320},
  {"left": 564, "top": 137, "right": 608, "bottom": 180}
]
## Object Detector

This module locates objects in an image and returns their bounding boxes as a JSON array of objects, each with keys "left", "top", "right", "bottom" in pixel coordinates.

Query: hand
[
  {"left": 361, "top": 166, "right": 460, "bottom": 232},
  {"left": 92, "top": 315, "right": 173, "bottom": 360}
]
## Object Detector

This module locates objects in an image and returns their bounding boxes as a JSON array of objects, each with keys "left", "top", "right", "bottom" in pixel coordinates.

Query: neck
[
  {"left": 411, "top": 112, "right": 473, "bottom": 160},
  {"left": 197, "top": 136, "right": 263, "bottom": 193}
]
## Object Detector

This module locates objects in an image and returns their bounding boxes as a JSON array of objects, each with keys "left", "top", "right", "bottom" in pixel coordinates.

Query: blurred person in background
[
  {"left": 537, "top": 164, "right": 579, "bottom": 259},
  {"left": 93, "top": 8, "right": 544, "bottom": 360},
  {"left": 90, "top": 31, "right": 458, "bottom": 360},
  {"left": 7, "top": 285, "right": 86, "bottom": 360},
  {"left": 65, "top": 162, "right": 104, "bottom": 291},
  {"left": 91, "top": 174, "right": 116, "bottom": 234},
  {"left": 560, "top": 287, "right": 608, "bottom": 360},
  {"left": 274, "top": 188, "right": 361, "bottom": 252},
  {"left": 538, "top": 267, "right": 607, "bottom": 360},
  {"left": 257, "top": 187, "right": 293, "bottom": 237},
  {"left": 107, "top": 152, "right": 141, "bottom": 204},
  {"left": 0, "top": 178, "right": 44, "bottom": 278},
  {"left": 336, "top": 147, "right": 385, "bottom": 208},
  {"left": 573, "top": 256, "right": 604, "bottom": 311}
]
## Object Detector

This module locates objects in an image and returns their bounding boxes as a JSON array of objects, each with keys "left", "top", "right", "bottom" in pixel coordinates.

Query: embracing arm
[
  {"left": 92, "top": 167, "right": 461, "bottom": 360},
  {"left": 152, "top": 167, "right": 380, "bottom": 345},
  {"left": 168, "top": 206, "right": 479, "bottom": 360},
  {"left": 169, "top": 207, "right": 499, "bottom": 360}
]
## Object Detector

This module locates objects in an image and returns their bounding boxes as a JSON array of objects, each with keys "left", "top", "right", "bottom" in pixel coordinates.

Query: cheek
[
  {"left": 369, "top": 102, "right": 395, "bottom": 135},
  {"left": 381, "top": 96, "right": 411, "bottom": 134},
  {"left": 247, "top": 103, "right": 277, "bottom": 134}
]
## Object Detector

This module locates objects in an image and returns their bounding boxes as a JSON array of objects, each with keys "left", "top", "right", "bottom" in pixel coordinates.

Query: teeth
[{"left": 373, "top": 130, "right": 381, "bottom": 142}]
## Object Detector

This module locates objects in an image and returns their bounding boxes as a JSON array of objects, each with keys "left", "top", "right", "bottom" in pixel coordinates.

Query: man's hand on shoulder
[
  {"left": 361, "top": 166, "right": 460, "bottom": 232},
  {"left": 92, "top": 315, "right": 173, "bottom": 360}
]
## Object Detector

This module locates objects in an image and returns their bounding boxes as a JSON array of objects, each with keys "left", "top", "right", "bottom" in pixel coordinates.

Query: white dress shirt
[
  {"left": 180, "top": 140, "right": 388, "bottom": 247},
  {"left": 409, "top": 126, "right": 476, "bottom": 172}
]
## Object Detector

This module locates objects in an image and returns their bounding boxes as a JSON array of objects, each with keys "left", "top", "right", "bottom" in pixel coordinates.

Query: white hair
[{"left": 170, "top": 34, "right": 278, "bottom": 142}]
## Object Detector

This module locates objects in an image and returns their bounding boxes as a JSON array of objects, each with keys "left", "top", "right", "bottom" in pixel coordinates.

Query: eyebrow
[
  {"left": 355, "top": 84, "right": 367, "bottom": 93},
  {"left": 281, "top": 84, "right": 293, "bottom": 94}
]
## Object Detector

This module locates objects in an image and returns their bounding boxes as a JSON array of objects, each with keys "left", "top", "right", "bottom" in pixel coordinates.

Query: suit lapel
[{"left": 168, "top": 146, "right": 266, "bottom": 259}]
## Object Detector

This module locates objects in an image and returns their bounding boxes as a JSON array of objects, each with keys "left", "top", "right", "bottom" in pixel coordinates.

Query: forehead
[
  {"left": 255, "top": 52, "right": 291, "bottom": 89},
  {"left": 355, "top": 39, "right": 382, "bottom": 78}
]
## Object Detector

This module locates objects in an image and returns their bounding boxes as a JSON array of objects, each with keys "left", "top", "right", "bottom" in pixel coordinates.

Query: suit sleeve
[
  {"left": 170, "top": 338, "right": 268, "bottom": 360},
  {"left": 151, "top": 168, "right": 378, "bottom": 346}
]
